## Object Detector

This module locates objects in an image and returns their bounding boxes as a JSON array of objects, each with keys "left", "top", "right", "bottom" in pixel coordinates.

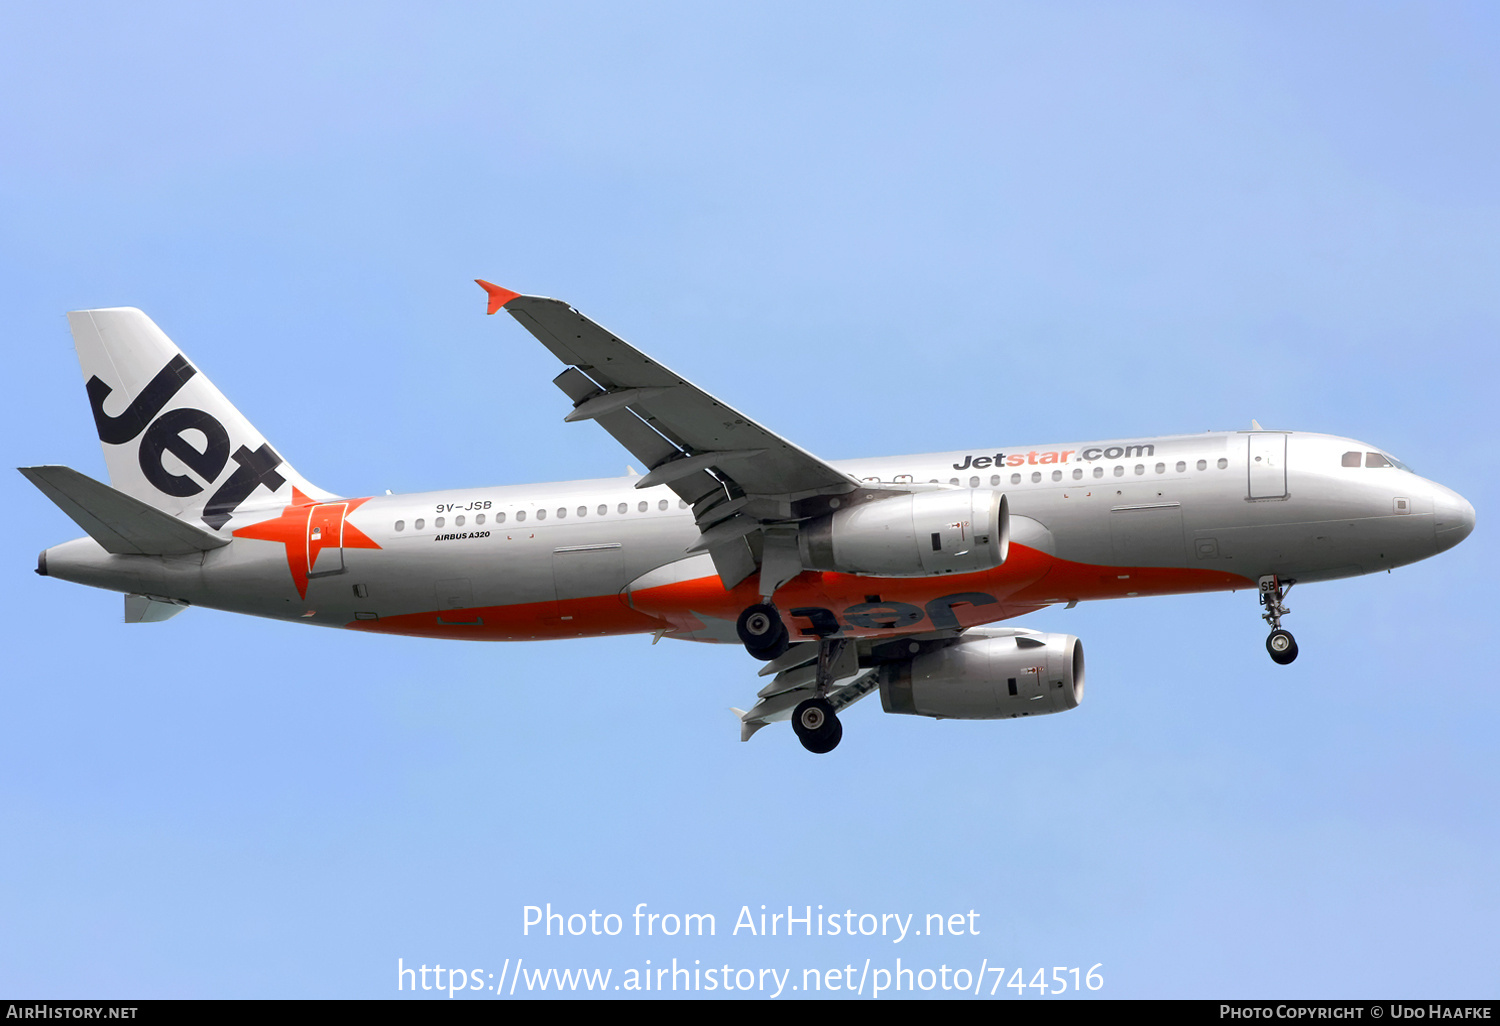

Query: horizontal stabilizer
[
  {"left": 125, "top": 593, "right": 189, "bottom": 622},
  {"left": 19, "top": 465, "right": 231, "bottom": 556}
]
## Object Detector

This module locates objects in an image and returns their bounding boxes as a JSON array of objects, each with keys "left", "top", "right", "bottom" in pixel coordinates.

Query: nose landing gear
[{"left": 1258, "top": 575, "right": 1298, "bottom": 665}]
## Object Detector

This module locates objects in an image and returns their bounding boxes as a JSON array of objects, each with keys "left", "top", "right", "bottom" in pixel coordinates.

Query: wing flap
[{"left": 707, "top": 534, "right": 757, "bottom": 590}]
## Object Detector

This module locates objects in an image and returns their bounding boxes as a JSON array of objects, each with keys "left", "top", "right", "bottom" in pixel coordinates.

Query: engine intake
[
  {"left": 799, "top": 490, "right": 1009, "bottom": 577},
  {"left": 878, "top": 629, "right": 1084, "bottom": 719}
]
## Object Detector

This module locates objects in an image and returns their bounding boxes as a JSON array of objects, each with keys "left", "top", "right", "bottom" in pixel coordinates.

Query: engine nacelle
[
  {"left": 799, "top": 490, "right": 1009, "bottom": 577},
  {"left": 878, "top": 629, "right": 1084, "bottom": 719}
]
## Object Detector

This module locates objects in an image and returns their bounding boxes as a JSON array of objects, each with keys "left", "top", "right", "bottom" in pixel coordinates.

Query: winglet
[{"left": 475, "top": 280, "right": 521, "bottom": 315}]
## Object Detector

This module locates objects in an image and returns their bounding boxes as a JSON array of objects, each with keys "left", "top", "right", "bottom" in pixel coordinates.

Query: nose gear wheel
[
  {"left": 1258, "top": 576, "right": 1298, "bottom": 665},
  {"left": 1266, "top": 629, "right": 1298, "bottom": 664}
]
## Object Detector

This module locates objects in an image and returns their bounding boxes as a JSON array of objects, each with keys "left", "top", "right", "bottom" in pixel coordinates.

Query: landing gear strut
[
  {"left": 739, "top": 605, "right": 847, "bottom": 752},
  {"left": 1258, "top": 575, "right": 1298, "bottom": 665},
  {"left": 737, "top": 603, "right": 789, "bottom": 661},
  {"left": 789, "top": 637, "right": 853, "bottom": 753}
]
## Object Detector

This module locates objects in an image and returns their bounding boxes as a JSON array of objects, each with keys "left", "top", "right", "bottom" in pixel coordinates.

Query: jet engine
[
  {"left": 878, "top": 629, "right": 1083, "bottom": 719},
  {"left": 798, "top": 490, "right": 1009, "bottom": 577}
]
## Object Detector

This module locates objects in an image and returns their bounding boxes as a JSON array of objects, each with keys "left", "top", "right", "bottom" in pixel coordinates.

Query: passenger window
[
  {"left": 679, "top": 500, "right": 687, "bottom": 509},
  {"left": 1217, "top": 458, "right": 1228, "bottom": 469},
  {"left": 496, "top": 512, "right": 506, "bottom": 524},
  {"left": 1175, "top": 461, "right": 1185, "bottom": 473},
  {"left": 536, "top": 509, "right": 546, "bottom": 520},
  {"left": 1052, "top": 470, "right": 1062, "bottom": 482},
  {"left": 415, "top": 518, "right": 425, "bottom": 529},
  {"left": 637, "top": 501, "right": 648, "bottom": 513},
  {"left": 476, "top": 514, "right": 485, "bottom": 525},
  {"left": 1366, "top": 452, "right": 1392, "bottom": 468},
  {"left": 990, "top": 475, "right": 1000, "bottom": 486},
  {"left": 395, "top": 520, "right": 405, "bottom": 532},
  {"left": 1197, "top": 459, "right": 1207, "bottom": 471},
  {"left": 1342, "top": 451, "right": 1362, "bottom": 468},
  {"left": 1114, "top": 466, "right": 1124, "bottom": 477},
  {"left": 949, "top": 478, "right": 960, "bottom": 485},
  {"left": 516, "top": 511, "right": 526, "bottom": 522},
  {"left": 598, "top": 505, "right": 607, "bottom": 516},
  {"left": 1093, "top": 466, "right": 1104, "bottom": 479},
  {"left": 1155, "top": 463, "right": 1165, "bottom": 474},
  {"left": 435, "top": 517, "right": 445, "bottom": 528},
  {"left": 970, "top": 476, "right": 980, "bottom": 487},
  {"left": 1010, "top": 473, "right": 1021, "bottom": 485},
  {"left": 1073, "top": 468, "right": 1083, "bottom": 480},
  {"left": 577, "top": 506, "right": 587, "bottom": 517},
  {"left": 455, "top": 515, "right": 465, "bottom": 527},
  {"left": 1031, "top": 471, "right": 1041, "bottom": 483},
  {"left": 554, "top": 508, "right": 563, "bottom": 518},
  {"left": 617, "top": 503, "right": 627, "bottom": 514},
  {"left": 1134, "top": 464, "right": 1145, "bottom": 475},
  {"left": 658, "top": 499, "right": 668, "bottom": 511}
]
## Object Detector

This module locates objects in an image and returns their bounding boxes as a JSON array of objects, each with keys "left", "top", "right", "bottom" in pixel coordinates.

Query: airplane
[{"left": 22, "top": 282, "right": 1476, "bottom": 753}]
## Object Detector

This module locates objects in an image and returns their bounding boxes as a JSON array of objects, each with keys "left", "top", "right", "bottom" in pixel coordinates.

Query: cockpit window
[{"left": 1345, "top": 449, "right": 1410, "bottom": 471}]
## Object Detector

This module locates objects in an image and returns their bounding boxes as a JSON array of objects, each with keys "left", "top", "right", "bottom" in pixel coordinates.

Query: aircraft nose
[{"left": 1432, "top": 486, "right": 1475, "bottom": 552}]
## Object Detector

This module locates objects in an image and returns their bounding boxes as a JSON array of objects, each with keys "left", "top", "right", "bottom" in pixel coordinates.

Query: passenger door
[{"left": 1247, "top": 433, "right": 1288, "bottom": 499}]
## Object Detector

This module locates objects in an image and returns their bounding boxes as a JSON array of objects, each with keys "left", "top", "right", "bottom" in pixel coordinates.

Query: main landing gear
[
  {"left": 736, "top": 602, "right": 790, "bottom": 661},
  {"left": 792, "top": 696, "right": 842, "bottom": 754},
  {"left": 1258, "top": 575, "right": 1298, "bottom": 665},
  {"left": 736, "top": 603, "right": 846, "bottom": 753}
]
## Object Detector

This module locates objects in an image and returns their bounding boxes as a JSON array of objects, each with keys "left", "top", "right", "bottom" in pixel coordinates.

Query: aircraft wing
[{"left": 479, "top": 281, "right": 909, "bottom": 589}]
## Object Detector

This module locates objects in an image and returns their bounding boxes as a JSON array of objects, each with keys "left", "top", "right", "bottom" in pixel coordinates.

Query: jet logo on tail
[{"left": 86, "top": 356, "right": 288, "bottom": 529}]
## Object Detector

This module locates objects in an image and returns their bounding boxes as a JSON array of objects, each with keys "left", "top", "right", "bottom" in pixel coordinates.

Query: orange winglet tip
[{"left": 475, "top": 279, "right": 521, "bottom": 315}]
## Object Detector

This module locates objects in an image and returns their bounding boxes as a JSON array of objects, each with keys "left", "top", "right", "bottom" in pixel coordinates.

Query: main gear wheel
[
  {"left": 736, "top": 603, "right": 789, "bottom": 661},
  {"left": 791, "top": 697, "right": 842, "bottom": 754}
]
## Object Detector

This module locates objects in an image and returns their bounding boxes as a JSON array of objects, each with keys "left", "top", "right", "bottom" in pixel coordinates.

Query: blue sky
[{"left": 1, "top": 2, "right": 1496, "bottom": 999}]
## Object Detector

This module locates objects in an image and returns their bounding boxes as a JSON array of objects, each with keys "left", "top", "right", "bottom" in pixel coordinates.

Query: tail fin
[{"left": 68, "top": 308, "right": 328, "bottom": 531}]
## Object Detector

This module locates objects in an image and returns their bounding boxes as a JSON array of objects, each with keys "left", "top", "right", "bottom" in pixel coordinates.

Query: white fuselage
[{"left": 41, "top": 430, "right": 1474, "bottom": 643}]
